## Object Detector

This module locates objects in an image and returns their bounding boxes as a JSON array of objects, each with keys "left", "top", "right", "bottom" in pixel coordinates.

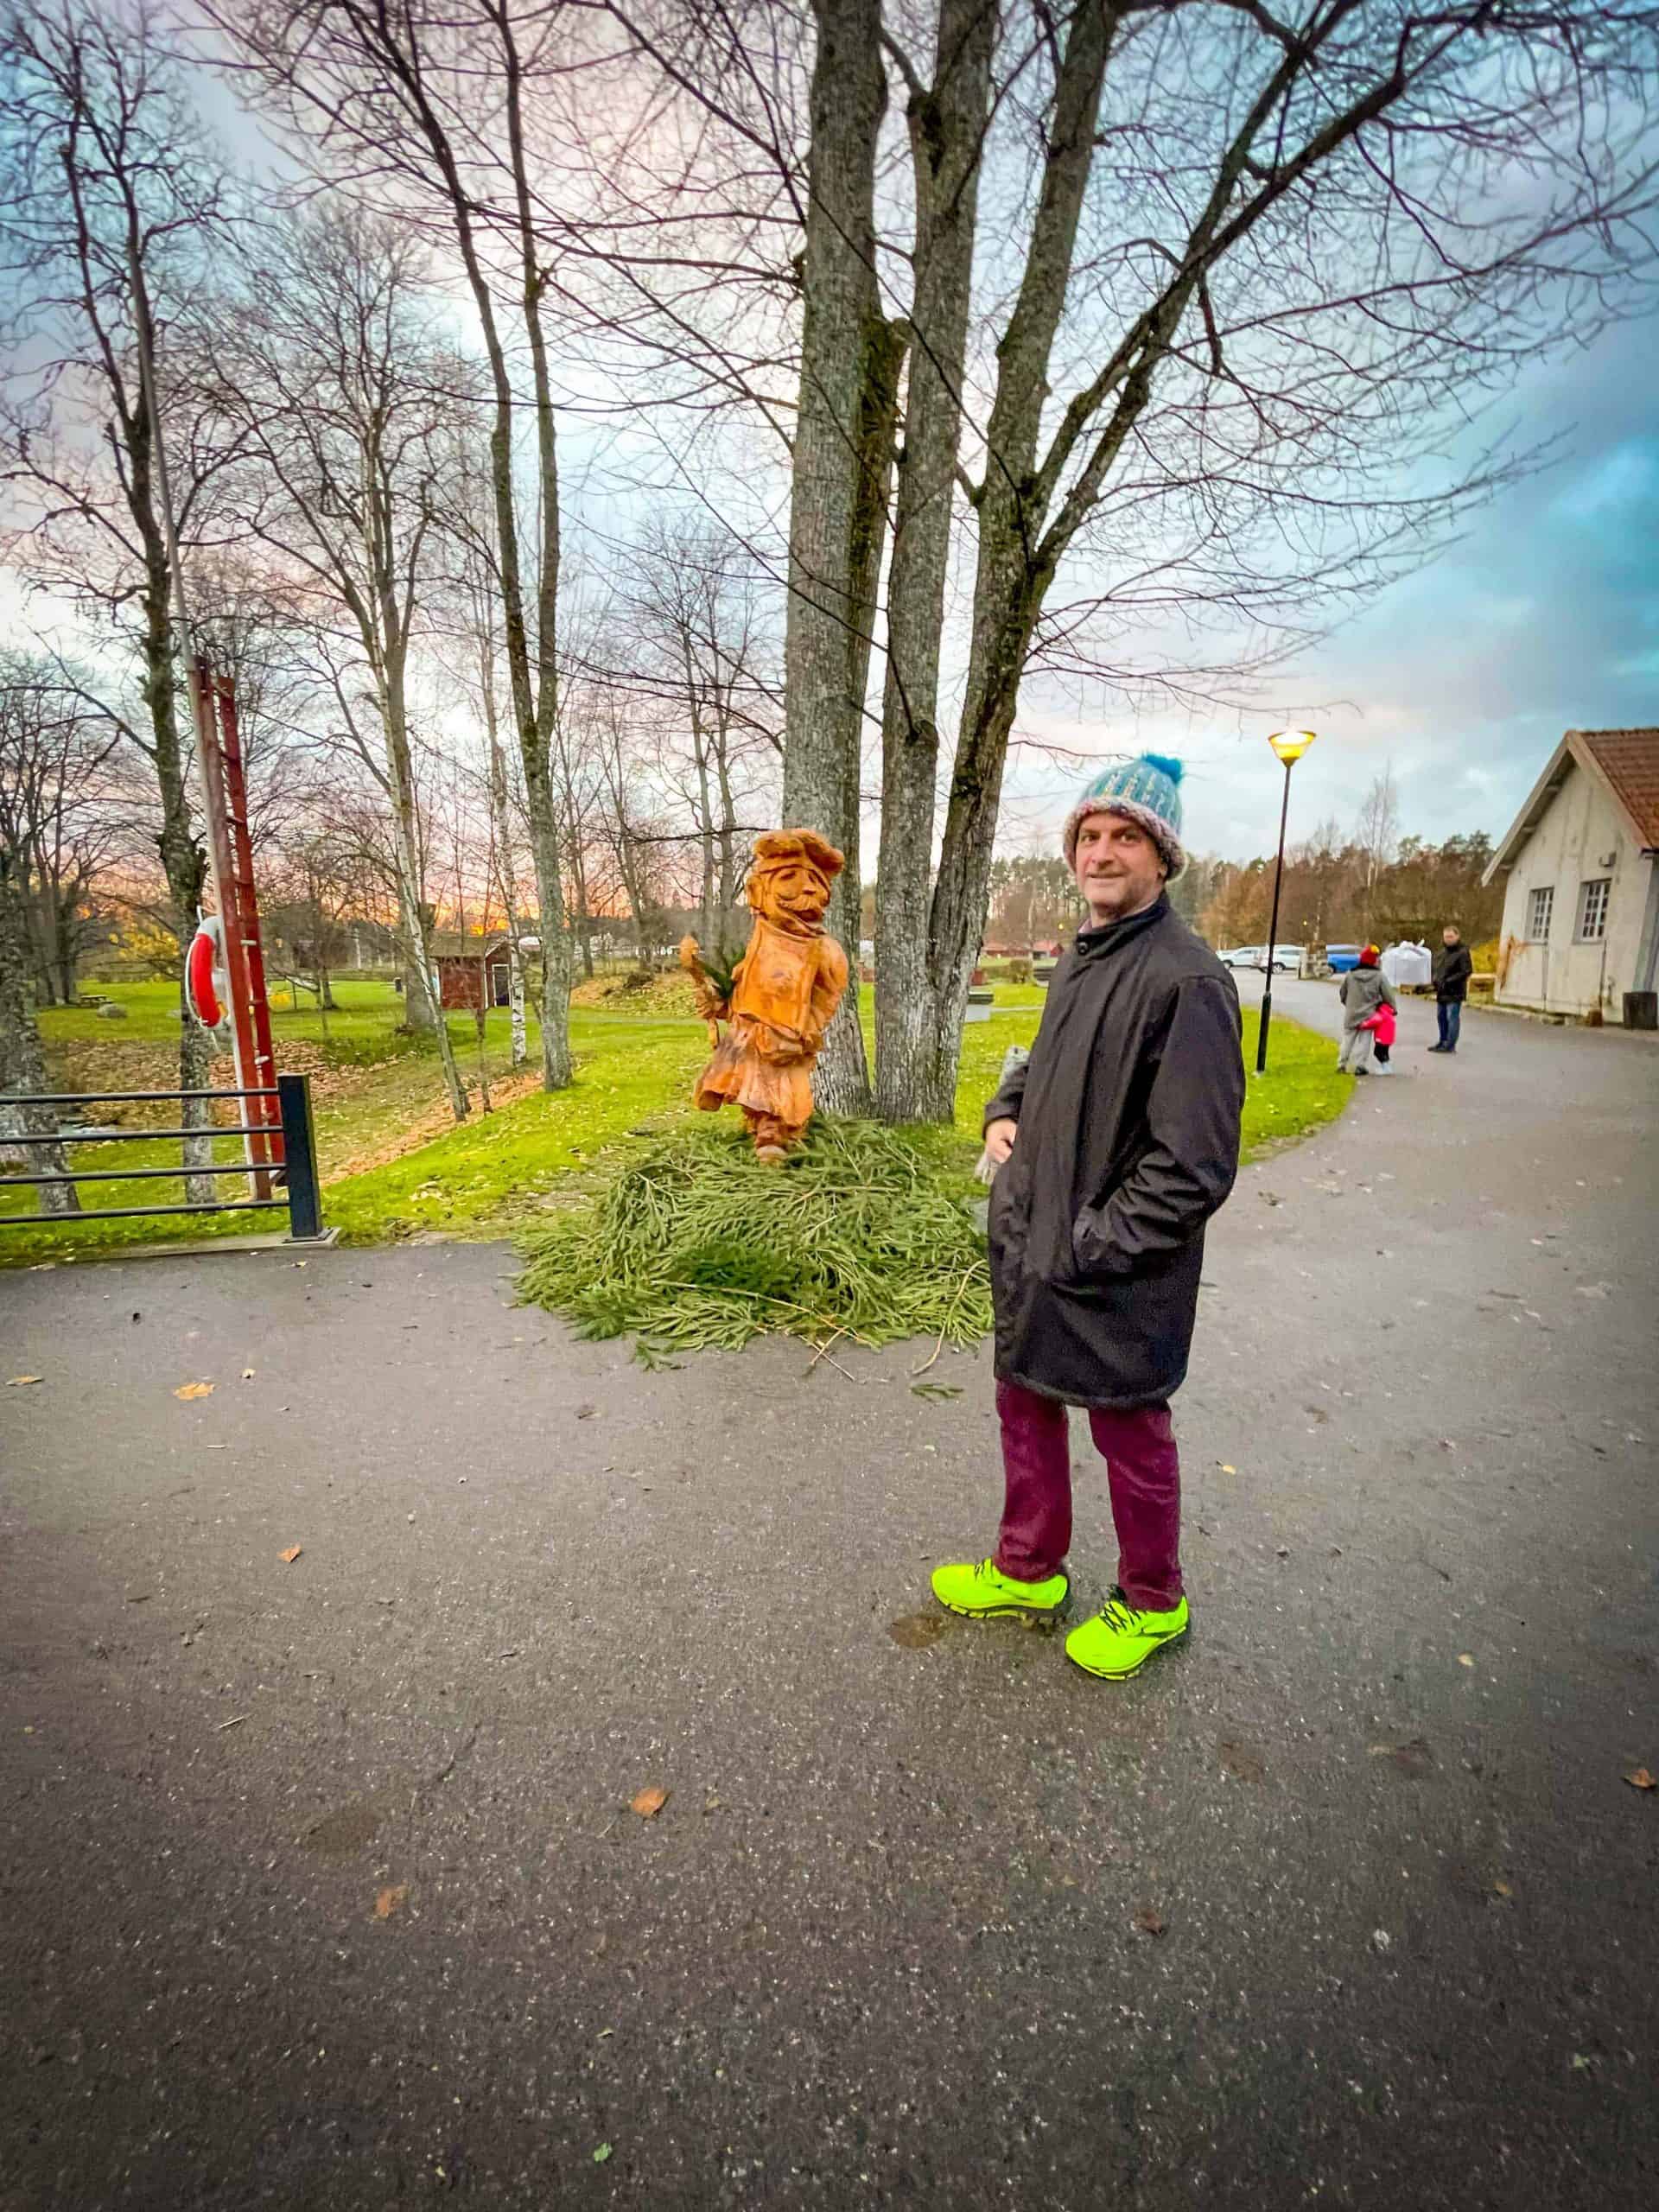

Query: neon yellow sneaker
[
  {"left": 931, "top": 1557, "right": 1070, "bottom": 1622},
  {"left": 1065, "top": 1588, "right": 1189, "bottom": 1678}
]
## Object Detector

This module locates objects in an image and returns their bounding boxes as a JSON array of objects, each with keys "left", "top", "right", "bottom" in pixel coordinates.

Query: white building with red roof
[{"left": 1483, "top": 728, "right": 1659, "bottom": 1026}]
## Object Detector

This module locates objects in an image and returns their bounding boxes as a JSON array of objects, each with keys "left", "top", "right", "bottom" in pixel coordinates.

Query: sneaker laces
[{"left": 1098, "top": 1591, "right": 1141, "bottom": 1634}]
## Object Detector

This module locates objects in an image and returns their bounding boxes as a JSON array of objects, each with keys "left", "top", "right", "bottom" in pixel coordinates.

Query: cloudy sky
[{"left": 993, "top": 308, "right": 1659, "bottom": 864}]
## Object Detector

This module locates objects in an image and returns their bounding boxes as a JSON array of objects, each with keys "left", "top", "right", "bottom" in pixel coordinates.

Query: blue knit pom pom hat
[{"left": 1062, "top": 753, "right": 1186, "bottom": 880}]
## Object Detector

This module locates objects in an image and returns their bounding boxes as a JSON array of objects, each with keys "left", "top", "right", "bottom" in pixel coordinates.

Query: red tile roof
[{"left": 1573, "top": 728, "right": 1659, "bottom": 849}]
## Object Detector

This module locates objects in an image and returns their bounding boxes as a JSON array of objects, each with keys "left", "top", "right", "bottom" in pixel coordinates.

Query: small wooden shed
[{"left": 431, "top": 935, "right": 513, "bottom": 1013}]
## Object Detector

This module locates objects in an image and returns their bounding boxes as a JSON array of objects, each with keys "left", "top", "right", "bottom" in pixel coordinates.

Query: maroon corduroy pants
[{"left": 993, "top": 1377, "right": 1184, "bottom": 1611}]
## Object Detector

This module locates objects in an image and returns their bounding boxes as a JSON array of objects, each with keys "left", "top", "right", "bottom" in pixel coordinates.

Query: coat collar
[{"left": 1074, "top": 892, "right": 1170, "bottom": 963}]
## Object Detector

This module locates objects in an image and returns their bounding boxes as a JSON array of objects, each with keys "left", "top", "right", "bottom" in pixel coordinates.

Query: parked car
[
  {"left": 1325, "top": 944, "right": 1364, "bottom": 974},
  {"left": 1252, "top": 944, "right": 1305, "bottom": 974},
  {"left": 1216, "top": 944, "right": 1264, "bottom": 969}
]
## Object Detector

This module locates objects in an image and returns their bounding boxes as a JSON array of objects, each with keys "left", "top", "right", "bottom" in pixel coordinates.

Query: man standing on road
[
  {"left": 1430, "top": 925, "right": 1473, "bottom": 1053},
  {"left": 931, "top": 754, "right": 1245, "bottom": 1680}
]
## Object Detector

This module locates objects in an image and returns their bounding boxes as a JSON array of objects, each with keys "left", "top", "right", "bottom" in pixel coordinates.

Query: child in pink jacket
[{"left": 1359, "top": 997, "right": 1396, "bottom": 1074}]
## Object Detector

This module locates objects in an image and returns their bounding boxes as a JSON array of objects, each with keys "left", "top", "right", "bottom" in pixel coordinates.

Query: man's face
[
  {"left": 1443, "top": 927, "right": 1459, "bottom": 946},
  {"left": 1073, "top": 812, "right": 1166, "bottom": 924}
]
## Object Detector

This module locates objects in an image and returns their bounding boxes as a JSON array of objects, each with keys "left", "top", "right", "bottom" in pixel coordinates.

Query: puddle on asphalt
[
  {"left": 887, "top": 1612, "right": 951, "bottom": 1649},
  {"left": 1218, "top": 1740, "right": 1268, "bottom": 1783},
  {"left": 301, "top": 1799, "right": 384, "bottom": 1857}
]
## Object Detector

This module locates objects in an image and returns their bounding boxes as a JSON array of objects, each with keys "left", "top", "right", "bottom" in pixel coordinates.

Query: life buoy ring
[{"left": 186, "top": 915, "right": 229, "bottom": 1032}]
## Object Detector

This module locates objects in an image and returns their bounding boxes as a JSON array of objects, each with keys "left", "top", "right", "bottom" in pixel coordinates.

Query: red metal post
[{"left": 196, "top": 662, "right": 282, "bottom": 1192}]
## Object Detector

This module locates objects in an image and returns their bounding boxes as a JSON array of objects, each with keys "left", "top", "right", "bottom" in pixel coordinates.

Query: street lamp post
[{"left": 1255, "top": 729, "right": 1317, "bottom": 1075}]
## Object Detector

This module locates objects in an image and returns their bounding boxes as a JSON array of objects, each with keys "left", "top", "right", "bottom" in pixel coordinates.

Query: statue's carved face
[{"left": 750, "top": 857, "right": 830, "bottom": 930}]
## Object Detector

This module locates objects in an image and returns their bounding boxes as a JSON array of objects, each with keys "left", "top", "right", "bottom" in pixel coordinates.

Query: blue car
[{"left": 1325, "top": 943, "right": 1363, "bottom": 974}]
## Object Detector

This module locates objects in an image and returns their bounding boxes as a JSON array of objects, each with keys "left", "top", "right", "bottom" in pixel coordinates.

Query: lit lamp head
[{"left": 1268, "top": 728, "right": 1317, "bottom": 767}]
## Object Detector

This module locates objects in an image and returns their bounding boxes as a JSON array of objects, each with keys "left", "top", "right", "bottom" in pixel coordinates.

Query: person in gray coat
[
  {"left": 1338, "top": 944, "right": 1395, "bottom": 1074},
  {"left": 931, "top": 753, "right": 1245, "bottom": 1681}
]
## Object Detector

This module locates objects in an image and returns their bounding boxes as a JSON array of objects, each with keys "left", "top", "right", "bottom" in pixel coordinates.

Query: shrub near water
[{"left": 517, "top": 1118, "right": 992, "bottom": 1361}]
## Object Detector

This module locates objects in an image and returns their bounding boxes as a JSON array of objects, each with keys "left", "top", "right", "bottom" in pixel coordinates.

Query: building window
[
  {"left": 1578, "top": 878, "right": 1611, "bottom": 942},
  {"left": 1527, "top": 885, "right": 1554, "bottom": 941}
]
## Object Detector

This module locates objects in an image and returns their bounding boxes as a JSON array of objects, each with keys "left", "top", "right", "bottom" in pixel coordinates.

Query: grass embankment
[
  {"left": 4, "top": 979, "right": 558, "bottom": 1265},
  {"left": 4, "top": 977, "right": 1348, "bottom": 1267}
]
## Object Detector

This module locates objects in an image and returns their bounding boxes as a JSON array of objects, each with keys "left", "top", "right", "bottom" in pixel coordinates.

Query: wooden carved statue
[{"left": 679, "top": 829, "right": 850, "bottom": 1163}]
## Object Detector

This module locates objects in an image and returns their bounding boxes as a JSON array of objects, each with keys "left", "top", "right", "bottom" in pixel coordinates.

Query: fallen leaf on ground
[
  {"left": 6, "top": 1376, "right": 42, "bottom": 1388},
  {"left": 279, "top": 1546, "right": 303, "bottom": 1565},
  {"left": 1458, "top": 1653, "right": 1475, "bottom": 1668},
  {"left": 241, "top": 1369, "right": 257, "bottom": 1380},
  {"left": 1133, "top": 1904, "right": 1166, "bottom": 1937},
  {"left": 1218, "top": 1463, "right": 1236, "bottom": 1475},
  {"left": 1492, "top": 1880, "right": 1513, "bottom": 1897},
  {"left": 592, "top": 2144, "right": 613, "bottom": 2164},
  {"left": 174, "top": 1382, "right": 213, "bottom": 1401},
  {"left": 373, "top": 1884, "right": 409, "bottom": 1920},
  {"left": 1368, "top": 1738, "right": 1435, "bottom": 1777},
  {"left": 630, "top": 1787, "right": 669, "bottom": 1819},
  {"left": 1624, "top": 1766, "right": 1656, "bottom": 1791},
  {"left": 1220, "top": 1741, "right": 1267, "bottom": 1783}
]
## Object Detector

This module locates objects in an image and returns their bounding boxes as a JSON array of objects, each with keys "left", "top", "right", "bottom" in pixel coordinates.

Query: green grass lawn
[{"left": 3, "top": 976, "right": 1349, "bottom": 1264}]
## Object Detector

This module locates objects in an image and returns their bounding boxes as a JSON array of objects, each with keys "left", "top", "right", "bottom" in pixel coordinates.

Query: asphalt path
[{"left": 3, "top": 988, "right": 1656, "bottom": 2210}]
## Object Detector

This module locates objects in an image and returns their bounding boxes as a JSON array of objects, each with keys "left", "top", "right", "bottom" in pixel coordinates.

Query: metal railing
[{"left": 0, "top": 1072, "right": 325, "bottom": 1241}]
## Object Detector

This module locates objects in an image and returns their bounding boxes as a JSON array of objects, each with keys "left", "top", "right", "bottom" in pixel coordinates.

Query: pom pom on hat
[{"left": 1062, "top": 752, "right": 1187, "bottom": 878}]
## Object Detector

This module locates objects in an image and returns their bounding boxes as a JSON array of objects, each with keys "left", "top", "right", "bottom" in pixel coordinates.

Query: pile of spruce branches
[{"left": 516, "top": 1117, "right": 991, "bottom": 1364}]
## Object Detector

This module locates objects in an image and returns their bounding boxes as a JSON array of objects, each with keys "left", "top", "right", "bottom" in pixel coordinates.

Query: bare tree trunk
[
  {"left": 400, "top": 901, "right": 439, "bottom": 1033},
  {"left": 713, "top": 721, "right": 742, "bottom": 959},
  {"left": 499, "top": 8, "right": 573, "bottom": 1090},
  {"left": 905, "top": 0, "right": 1116, "bottom": 1122},
  {"left": 874, "top": 0, "right": 996, "bottom": 1123},
  {"left": 116, "top": 220, "right": 224, "bottom": 1199},
  {"left": 507, "top": 929, "right": 529, "bottom": 1059},
  {"left": 387, "top": 791, "right": 465, "bottom": 1120},
  {"left": 0, "top": 850, "right": 79, "bottom": 1212},
  {"left": 143, "top": 615, "right": 217, "bottom": 1201},
  {"left": 484, "top": 682, "right": 531, "bottom": 1071},
  {"left": 782, "top": 0, "right": 904, "bottom": 1116}
]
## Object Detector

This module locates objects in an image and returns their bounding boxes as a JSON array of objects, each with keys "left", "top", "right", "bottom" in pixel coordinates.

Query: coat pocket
[{"left": 1067, "top": 1202, "right": 1127, "bottom": 1285}]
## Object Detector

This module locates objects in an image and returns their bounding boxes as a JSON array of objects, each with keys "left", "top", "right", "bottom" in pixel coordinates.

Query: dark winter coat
[
  {"left": 983, "top": 897, "right": 1245, "bottom": 1410},
  {"left": 1432, "top": 941, "right": 1473, "bottom": 1001},
  {"left": 1338, "top": 966, "right": 1395, "bottom": 1031}
]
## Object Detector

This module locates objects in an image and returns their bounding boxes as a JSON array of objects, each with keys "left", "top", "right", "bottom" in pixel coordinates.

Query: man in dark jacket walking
[
  {"left": 1429, "top": 926, "right": 1473, "bottom": 1052},
  {"left": 931, "top": 754, "right": 1245, "bottom": 1679}
]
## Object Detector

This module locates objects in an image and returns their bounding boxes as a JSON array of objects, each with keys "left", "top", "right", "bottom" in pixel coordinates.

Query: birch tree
[
  {"left": 207, "top": 203, "right": 470, "bottom": 1118},
  {"left": 215, "top": 0, "right": 582, "bottom": 1090}
]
